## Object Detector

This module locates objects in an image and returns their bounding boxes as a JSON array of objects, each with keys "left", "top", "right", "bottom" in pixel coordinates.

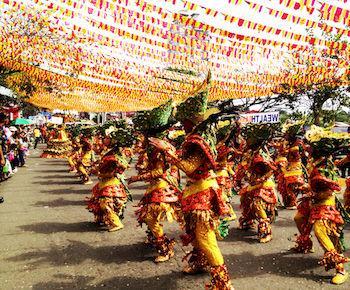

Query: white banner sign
[
  {"left": 48, "top": 116, "right": 63, "bottom": 125},
  {"left": 240, "top": 111, "right": 280, "bottom": 124}
]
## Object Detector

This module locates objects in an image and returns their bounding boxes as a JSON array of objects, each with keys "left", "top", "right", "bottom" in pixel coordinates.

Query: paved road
[{"left": 0, "top": 147, "right": 349, "bottom": 290}]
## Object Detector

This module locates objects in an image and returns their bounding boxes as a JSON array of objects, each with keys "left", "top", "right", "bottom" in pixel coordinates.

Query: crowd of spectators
[{"left": 0, "top": 112, "right": 46, "bottom": 203}]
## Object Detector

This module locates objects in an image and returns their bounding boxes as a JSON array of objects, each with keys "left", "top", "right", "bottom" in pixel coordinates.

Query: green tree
[
  {"left": 335, "top": 110, "right": 350, "bottom": 123},
  {"left": 275, "top": 80, "right": 349, "bottom": 125}
]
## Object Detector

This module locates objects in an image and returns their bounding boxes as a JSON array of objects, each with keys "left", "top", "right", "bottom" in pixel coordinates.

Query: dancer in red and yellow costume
[
  {"left": 67, "top": 137, "right": 80, "bottom": 173},
  {"left": 129, "top": 100, "right": 182, "bottom": 263},
  {"left": 130, "top": 144, "right": 181, "bottom": 262},
  {"left": 150, "top": 73, "right": 234, "bottom": 289},
  {"left": 293, "top": 126, "right": 350, "bottom": 285},
  {"left": 66, "top": 126, "right": 82, "bottom": 173},
  {"left": 336, "top": 152, "right": 350, "bottom": 211},
  {"left": 216, "top": 145, "right": 236, "bottom": 221},
  {"left": 150, "top": 131, "right": 233, "bottom": 289},
  {"left": 280, "top": 120, "right": 309, "bottom": 209},
  {"left": 77, "top": 135, "right": 95, "bottom": 185},
  {"left": 272, "top": 138, "right": 288, "bottom": 207},
  {"left": 41, "top": 124, "right": 72, "bottom": 159},
  {"left": 238, "top": 124, "right": 278, "bottom": 243},
  {"left": 86, "top": 127, "right": 134, "bottom": 231},
  {"left": 214, "top": 124, "right": 240, "bottom": 239}
]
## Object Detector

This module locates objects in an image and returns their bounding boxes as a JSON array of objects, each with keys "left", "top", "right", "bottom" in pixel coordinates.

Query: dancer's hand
[{"left": 148, "top": 137, "right": 178, "bottom": 160}]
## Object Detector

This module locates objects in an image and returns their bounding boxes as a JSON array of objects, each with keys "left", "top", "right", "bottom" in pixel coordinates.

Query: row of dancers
[{"left": 45, "top": 76, "right": 350, "bottom": 289}]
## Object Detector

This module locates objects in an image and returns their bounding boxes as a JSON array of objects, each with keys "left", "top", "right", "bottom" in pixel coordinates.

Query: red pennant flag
[{"left": 334, "top": 7, "right": 342, "bottom": 22}]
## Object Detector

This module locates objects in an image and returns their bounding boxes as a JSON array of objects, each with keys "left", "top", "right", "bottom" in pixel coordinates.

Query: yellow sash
[
  {"left": 183, "top": 178, "right": 219, "bottom": 199},
  {"left": 247, "top": 178, "right": 275, "bottom": 191},
  {"left": 146, "top": 179, "right": 168, "bottom": 194},
  {"left": 98, "top": 177, "right": 121, "bottom": 189},
  {"left": 290, "top": 146, "right": 299, "bottom": 151},
  {"left": 314, "top": 194, "right": 335, "bottom": 206},
  {"left": 216, "top": 169, "right": 229, "bottom": 178},
  {"left": 284, "top": 169, "right": 303, "bottom": 177},
  {"left": 276, "top": 157, "right": 287, "bottom": 163}
]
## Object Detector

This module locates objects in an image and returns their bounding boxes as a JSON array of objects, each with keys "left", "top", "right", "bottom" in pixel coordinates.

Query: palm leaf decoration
[
  {"left": 175, "top": 71, "right": 211, "bottom": 123},
  {"left": 67, "top": 124, "right": 82, "bottom": 138},
  {"left": 242, "top": 123, "right": 279, "bottom": 149},
  {"left": 110, "top": 128, "right": 136, "bottom": 148},
  {"left": 80, "top": 126, "right": 97, "bottom": 137},
  {"left": 132, "top": 99, "right": 174, "bottom": 135},
  {"left": 306, "top": 125, "right": 350, "bottom": 157}
]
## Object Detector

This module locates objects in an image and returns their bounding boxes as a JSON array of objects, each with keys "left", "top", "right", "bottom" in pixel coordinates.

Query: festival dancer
[
  {"left": 67, "top": 140, "right": 80, "bottom": 173},
  {"left": 77, "top": 129, "right": 95, "bottom": 185},
  {"left": 214, "top": 126, "right": 239, "bottom": 239},
  {"left": 280, "top": 120, "right": 309, "bottom": 209},
  {"left": 293, "top": 126, "right": 349, "bottom": 284},
  {"left": 336, "top": 152, "right": 350, "bottom": 211},
  {"left": 86, "top": 128, "right": 133, "bottom": 231},
  {"left": 130, "top": 143, "right": 181, "bottom": 262},
  {"left": 238, "top": 124, "right": 278, "bottom": 243},
  {"left": 150, "top": 73, "right": 234, "bottom": 289},
  {"left": 129, "top": 100, "right": 182, "bottom": 263},
  {"left": 67, "top": 126, "right": 82, "bottom": 173},
  {"left": 216, "top": 145, "right": 236, "bottom": 220},
  {"left": 272, "top": 137, "right": 288, "bottom": 207},
  {"left": 41, "top": 124, "right": 72, "bottom": 158},
  {"left": 149, "top": 129, "right": 234, "bottom": 288}
]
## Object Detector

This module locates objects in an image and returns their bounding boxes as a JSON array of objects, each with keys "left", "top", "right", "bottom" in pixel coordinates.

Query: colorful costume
[
  {"left": 309, "top": 158, "right": 348, "bottom": 284},
  {"left": 282, "top": 139, "right": 308, "bottom": 209},
  {"left": 149, "top": 72, "right": 234, "bottom": 289},
  {"left": 216, "top": 146, "right": 236, "bottom": 218},
  {"left": 130, "top": 100, "right": 182, "bottom": 263},
  {"left": 41, "top": 125, "right": 72, "bottom": 158},
  {"left": 87, "top": 151, "right": 129, "bottom": 231},
  {"left": 86, "top": 124, "right": 135, "bottom": 231},
  {"left": 132, "top": 147, "right": 181, "bottom": 262},
  {"left": 67, "top": 137, "right": 81, "bottom": 173},
  {"left": 280, "top": 120, "right": 308, "bottom": 209},
  {"left": 293, "top": 126, "right": 350, "bottom": 285},
  {"left": 238, "top": 123, "right": 278, "bottom": 243},
  {"left": 77, "top": 138, "right": 95, "bottom": 184},
  {"left": 150, "top": 132, "right": 233, "bottom": 289},
  {"left": 215, "top": 144, "right": 237, "bottom": 239},
  {"left": 273, "top": 139, "right": 288, "bottom": 207},
  {"left": 239, "top": 149, "right": 277, "bottom": 243},
  {"left": 336, "top": 153, "right": 350, "bottom": 211}
]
